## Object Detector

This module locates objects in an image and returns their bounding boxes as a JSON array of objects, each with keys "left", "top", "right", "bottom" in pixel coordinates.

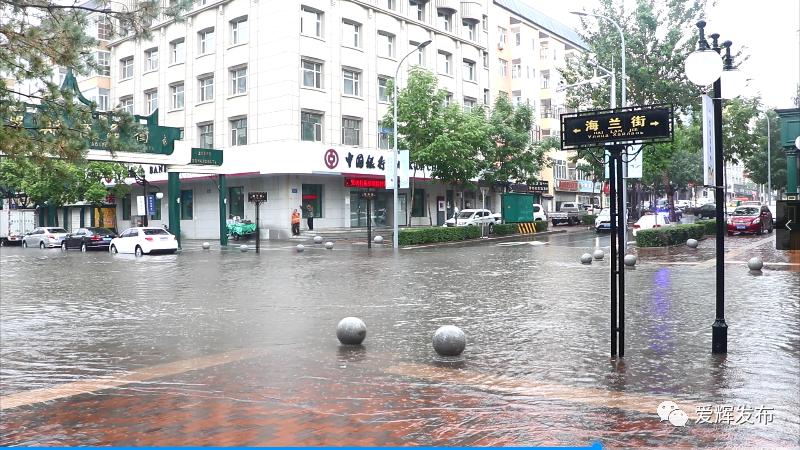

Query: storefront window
[
  {"left": 151, "top": 196, "right": 162, "bottom": 220},
  {"left": 122, "top": 195, "right": 131, "bottom": 220},
  {"left": 302, "top": 184, "right": 323, "bottom": 218},
  {"left": 180, "top": 190, "right": 193, "bottom": 220},
  {"left": 411, "top": 188, "right": 425, "bottom": 217},
  {"left": 229, "top": 187, "right": 244, "bottom": 218}
]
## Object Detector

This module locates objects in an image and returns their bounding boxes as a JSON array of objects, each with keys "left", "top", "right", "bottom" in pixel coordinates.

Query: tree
[
  {"left": 741, "top": 110, "right": 787, "bottom": 193},
  {"left": 481, "top": 95, "right": 548, "bottom": 188},
  {"left": 1, "top": 0, "right": 189, "bottom": 162}
]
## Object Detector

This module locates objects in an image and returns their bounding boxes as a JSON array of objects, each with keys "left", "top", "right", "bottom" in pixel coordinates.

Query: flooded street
[{"left": 1, "top": 230, "right": 799, "bottom": 447}]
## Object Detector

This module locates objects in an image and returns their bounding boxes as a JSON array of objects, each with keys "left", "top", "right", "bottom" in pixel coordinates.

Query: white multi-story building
[{"left": 108, "top": 0, "right": 499, "bottom": 238}]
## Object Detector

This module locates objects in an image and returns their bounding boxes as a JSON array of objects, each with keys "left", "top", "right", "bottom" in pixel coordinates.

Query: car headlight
[
  {"left": 752, "top": 218, "right": 760, "bottom": 224},
  {"left": 726, "top": 219, "right": 732, "bottom": 224}
]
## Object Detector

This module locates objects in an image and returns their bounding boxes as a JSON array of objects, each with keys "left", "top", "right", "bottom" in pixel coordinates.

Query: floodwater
[{"left": 1, "top": 230, "right": 798, "bottom": 447}]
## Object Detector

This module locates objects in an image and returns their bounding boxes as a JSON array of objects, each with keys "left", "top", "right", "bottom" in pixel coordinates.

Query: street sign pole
[{"left": 609, "top": 148, "right": 618, "bottom": 357}]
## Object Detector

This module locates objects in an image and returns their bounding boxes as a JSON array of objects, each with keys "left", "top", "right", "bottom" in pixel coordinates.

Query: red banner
[
  {"left": 557, "top": 179, "right": 579, "bottom": 192},
  {"left": 344, "top": 177, "right": 385, "bottom": 189}
]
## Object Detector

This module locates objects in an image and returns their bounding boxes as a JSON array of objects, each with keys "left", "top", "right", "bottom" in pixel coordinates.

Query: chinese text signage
[
  {"left": 248, "top": 192, "right": 268, "bottom": 202},
  {"left": 190, "top": 148, "right": 223, "bottom": 166},
  {"left": 344, "top": 177, "right": 386, "bottom": 189},
  {"left": 561, "top": 105, "right": 674, "bottom": 149}
]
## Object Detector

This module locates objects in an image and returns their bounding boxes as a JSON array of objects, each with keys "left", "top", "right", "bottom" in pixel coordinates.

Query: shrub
[
  {"left": 696, "top": 219, "right": 717, "bottom": 235},
  {"left": 492, "top": 223, "right": 517, "bottom": 236},
  {"left": 534, "top": 220, "right": 549, "bottom": 232},
  {"left": 582, "top": 214, "right": 597, "bottom": 226},
  {"left": 635, "top": 223, "right": 707, "bottom": 247},
  {"left": 398, "top": 226, "right": 481, "bottom": 246}
]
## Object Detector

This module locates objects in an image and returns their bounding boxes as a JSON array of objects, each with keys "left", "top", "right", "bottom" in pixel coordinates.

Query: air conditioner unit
[{"left": 497, "top": 41, "right": 504, "bottom": 50}]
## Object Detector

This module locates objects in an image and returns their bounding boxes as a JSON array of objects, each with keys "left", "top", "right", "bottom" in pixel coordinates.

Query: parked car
[
  {"left": 109, "top": 227, "right": 178, "bottom": 256},
  {"left": 632, "top": 213, "right": 672, "bottom": 236},
  {"left": 550, "top": 202, "right": 587, "bottom": 226},
  {"left": 21, "top": 227, "right": 69, "bottom": 249},
  {"left": 695, "top": 203, "right": 717, "bottom": 219},
  {"left": 727, "top": 205, "right": 773, "bottom": 235},
  {"left": 676, "top": 199, "right": 693, "bottom": 210},
  {"left": 61, "top": 227, "right": 117, "bottom": 251},
  {"left": 445, "top": 209, "right": 495, "bottom": 228},
  {"left": 594, "top": 208, "right": 611, "bottom": 232}
]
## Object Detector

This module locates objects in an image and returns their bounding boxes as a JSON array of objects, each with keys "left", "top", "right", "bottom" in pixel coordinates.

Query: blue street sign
[{"left": 147, "top": 194, "right": 156, "bottom": 217}]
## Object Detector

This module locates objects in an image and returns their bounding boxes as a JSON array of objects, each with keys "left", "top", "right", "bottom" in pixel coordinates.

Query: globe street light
[
  {"left": 392, "top": 39, "right": 431, "bottom": 249},
  {"left": 684, "top": 20, "right": 741, "bottom": 354}
]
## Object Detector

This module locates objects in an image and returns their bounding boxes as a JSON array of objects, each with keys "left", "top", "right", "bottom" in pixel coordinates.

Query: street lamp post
[
  {"left": 685, "top": 20, "right": 740, "bottom": 354},
  {"left": 393, "top": 39, "right": 431, "bottom": 249}
]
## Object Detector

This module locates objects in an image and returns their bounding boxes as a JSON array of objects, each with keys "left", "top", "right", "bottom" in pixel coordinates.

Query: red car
[{"left": 727, "top": 205, "right": 773, "bottom": 235}]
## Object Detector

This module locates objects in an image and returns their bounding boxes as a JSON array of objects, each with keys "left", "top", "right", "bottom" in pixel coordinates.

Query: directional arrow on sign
[
  {"left": 650, "top": 121, "right": 660, "bottom": 126},
  {"left": 573, "top": 128, "right": 581, "bottom": 133},
  {"left": 787, "top": 219, "right": 794, "bottom": 231}
]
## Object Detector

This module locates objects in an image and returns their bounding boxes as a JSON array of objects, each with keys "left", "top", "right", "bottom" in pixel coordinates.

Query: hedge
[
  {"left": 635, "top": 223, "right": 707, "bottom": 247},
  {"left": 696, "top": 219, "right": 716, "bottom": 235},
  {"left": 534, "top": 220, "right": 549, "bottom": 232},
  {"left": 398, "top": 226, "right": 481, "bottom": 245},
  {"left": 582, "top": 214, "right": 598, "bottom": 226},
  {"left": 492, "top": 223, "right": 517, "bottom": 236}
]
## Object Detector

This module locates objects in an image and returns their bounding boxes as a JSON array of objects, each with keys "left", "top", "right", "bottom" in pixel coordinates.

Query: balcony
[
  {"left": 461, "top": 1, "right": 481, "bottom": 22},
  {"left": 435, "top": 0, "right": 459, "bottom": 12}
]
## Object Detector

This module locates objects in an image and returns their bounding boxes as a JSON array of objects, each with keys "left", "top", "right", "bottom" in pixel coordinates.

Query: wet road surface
[{"left": 1, "top": 229, "right": 798, "bottom": 447}]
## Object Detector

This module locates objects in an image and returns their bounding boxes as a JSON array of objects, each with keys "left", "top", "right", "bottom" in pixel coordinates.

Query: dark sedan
[
  {"left": 61, "top": 227, "right": 117, "bottom": 251},
  {"left": 695, "top": 203, "right": 716, "bottom": 219}
]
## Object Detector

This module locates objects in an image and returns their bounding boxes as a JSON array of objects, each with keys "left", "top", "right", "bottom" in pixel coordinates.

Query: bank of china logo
[{"left": 658, "top": 401, "right": 689, "bottom": 427}]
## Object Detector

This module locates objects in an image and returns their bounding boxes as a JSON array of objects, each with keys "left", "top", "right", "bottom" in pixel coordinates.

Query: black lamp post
[{"left": 685, "top": 20, "right": 742, "bottom": 354}]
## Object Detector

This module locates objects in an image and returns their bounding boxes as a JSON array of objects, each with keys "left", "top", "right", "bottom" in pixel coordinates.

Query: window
[
  {"left": 301, "top": 59, "right": 323, "bottom": 89},
  {"left": 498, "top": 27, "right": 506, "bottom": 44},
  {"left": 145, "top": 90, "right": 158, "bottom": 114},
  {"left": 409, "top": 41, "right": 425, "bottom": 66},
  {"left": 553, "top": 159, "right": 566, "bottom": 179},
  {"left": 514, "top": 30, "right": 521, "bottom": 46},
  {"left": 342, "top": 20, "right": 361, "bottom": 48},
  {"left": 96, "top": 51, "right": 110, "bottom": 76},
  {"left": 437, "top": 51, "right": 451, "bottom": 75},
  {"left": 144, "top": 48, "right": 158, "bottom": 72},
  {"left": 462, "top": 21, "right": 476, "bottom": 41},
  {"left": 301, "top": 6, "right": 323, "bottom": 38},
  {"left": 378, "top": 76, "right": 391, "bottom": 102},
  {"left": 169, "top": 83, "right": 184, "bottom": 110},
  {"left": 443, "top": 91, "right": 452, "bottom": 106},
  {"left": 540, "top": 41, "right": 549, "bottom": 60},
  {"left": 411, "top": 188, "right": 425, "bottom": 217},
  {"left": 512, "top": 59, "right": 521, "bottom": 79},
  {"left": 95, "top": 88, "right": 110, "bottom": 111},
  {"left": 498, "top": 58, "right": 508, "bottom": 76},
  {"left": 198, "top": 28, "right": 215, "bottom": 54},
  {"left": 229, "top": 187, "right": 244, "bottom": 218},
  {"left": 512, "top": 90, "right": 522, "bottom": 106},
  {"left": 482, "top": 15, "right": 488, "bottom": 31},
  {"left": 463, "top": 59, "right": 475, "bottom": 81},
  {"left": 170, "top": 39, "right": 185, "bottom": 64},
  {"left": 540, "top": 70, "right": 550, "bottom": 88},
  {"left": 120, "top": 57, "right": 133, "bottom": 80},
  {"left": 483, "top": 89, "right": 489, "bottom": 105},
  {"left": 198, "top": 122, "right": 214, "bottom": 147},
  {"left": 302, "top": 184, "right": 323, "bottom": 218},
  {"left": 342, "top": 117, "right": 361, "bottom": 146},
  {"left": 540, "top": 99, "right": 552, "bottom": 118},
  {"left": 230, "top": 16, "right": 248, "bottom": 45},
  {"left": 230, "top": 117, "right": 247, "bottom": 145},
  {"left": 180, "top": 190, "right": 193, "bottom": 220},
  {"left": 378, "top": 32, "right": 395, "bottom": 58},
  {"left": 482, "top": 51, "right": 488, "bottom": 68},
  {"left": 410, "top": 0, "right": 425, "bottom": 21},
  {"left": 229, "top": 66, "right": 247, "bottom": 95},
  {"left": 386, "top": 0, "right": 396, "bottom": 10},
  {"left": 119, "top": 96, "right": 133, "bottom": 113},
  {"left": 437, "top": 10, "right": 452, "bottom": 32},
  {"left": 342, "top": 69, "right": 361, "bottom": 96},
  {"left": 378, "top": 124, "right": 391, "bottom": 149},
  {"left": 198, "top": 75, "right": 214, "bottom": 102},
  {"left": 301, "top": 111, "right": 323, "bottom": 141},
  {"left": 96, "top": 16, "right": 112, "bottom": 40},
  {"left": 122, "top": 195, "right": 131, "bottom": 220},
  {"left": 463, "top": 97, "right": 476, "bottom": 112},
  {"left": 151, "top": 196, "right": 162, "bottom": 220}
]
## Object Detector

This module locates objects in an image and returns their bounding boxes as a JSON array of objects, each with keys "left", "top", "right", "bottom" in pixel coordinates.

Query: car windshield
[
  {"left": 143, "top": 229, "right": 169, "bottom": 235},
  {"left": 733, "top": 207, "right": 759, "bottom": 216},
  {"left": 457, "top": 211, "right": 475, "bottom": 219},
  {"left": 48, "top": 228, "right": 68, "bottom": 233}
]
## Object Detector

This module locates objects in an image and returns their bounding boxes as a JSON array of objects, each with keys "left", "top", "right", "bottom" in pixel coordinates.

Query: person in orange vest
[{"left": 291, "top": 209, "right": 301, "bottom": 236}]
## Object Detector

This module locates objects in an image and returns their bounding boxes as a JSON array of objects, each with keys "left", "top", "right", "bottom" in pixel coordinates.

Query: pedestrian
[
  {"left": 291, "top": 209, "right": 301, "bottom": 236},
  {"left": 306, "top": 204, "right": 314, "bottom": 231}
]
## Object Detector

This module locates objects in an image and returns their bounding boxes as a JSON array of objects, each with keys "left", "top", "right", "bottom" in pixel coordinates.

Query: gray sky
[{"left": 537, "top": 0, "right": 800, "bottom": 109}]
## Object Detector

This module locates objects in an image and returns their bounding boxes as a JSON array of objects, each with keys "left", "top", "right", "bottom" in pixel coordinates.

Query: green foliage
[
  {"left": 582, "top": 214, "right": 598, "bottom": 226},
  {"left": 398, "top": 226, "right": 481, "bottom": 246},
  {"left": 722, "top": 97, "right": 761, "bottom": 165},
  {"left": 492, "top": 224, "right": 517, "bottom": 236},
  {"left": 741, "top": 110, "right": 787, "bottom": 191},
  {"left": 533, "top": 220, "right": 549, "bottom": 232},
  {"left": 695, "top": 219, "right": 717, "bottom": 235},
  {"left": 635, "top": 223, "right": 709, "bottom": 247},
  {"left": 0, "top": 0, "right": 190, "bottom": 163}
]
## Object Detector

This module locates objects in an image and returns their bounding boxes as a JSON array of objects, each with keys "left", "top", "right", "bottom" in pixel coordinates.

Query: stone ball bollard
[
  {"left": 687, "top": 238, "right": 699, "bottom": 248},
  {"left": 296, "top": 244, "right": 305, "bottom": 253},
  {"left": 336, "top": 317, "right": 366, "bottom": 345},
  {"left": 240, "top": 244, "right": 248, "bottom": 252},
  {"left": 624, "top": 254, "right": 637, "bottom": 267},
  {"left": 313, "top": 235, "right": 323, "bottom": 244},
  {"left": 433, "top": 325, "right": 466, "bottom": 357},
  {"left": 374, "top": 235, "right": 384, "bottom": 244},
  {"left": 325, "top": 241, "right": 334, "bottom": 250},
  {"left": 202, "top": 242, "right": 210, "bottom": 250},
  {"left": 747, "top": 256, "right": 764, "bottom": 271},
  {"left": 581, "top": 253, "right": 593, "bottom": 264},
  {"left": 593, "top": 249, "right": 605, "bottom": 260}
]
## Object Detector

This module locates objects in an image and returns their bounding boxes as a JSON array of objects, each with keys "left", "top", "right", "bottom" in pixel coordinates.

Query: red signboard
[
  {"left": 344, "top": 177, "right": 385, "bottom": 189},
  {"left": 557, "top": 179, "right": 579, "bottom": 192}
]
